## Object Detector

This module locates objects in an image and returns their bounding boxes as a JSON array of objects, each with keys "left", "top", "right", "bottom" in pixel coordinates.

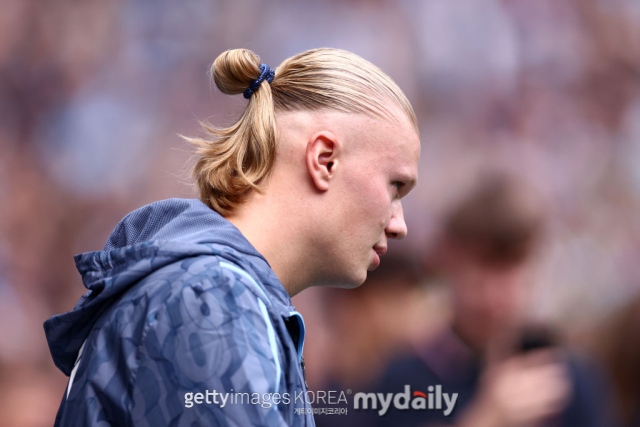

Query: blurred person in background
[
  {"left": 367, "top": 173, "right": 617, "bottom": 427},
  {"left": 42, "top": 47, "right": 420, "bottom": 427}
]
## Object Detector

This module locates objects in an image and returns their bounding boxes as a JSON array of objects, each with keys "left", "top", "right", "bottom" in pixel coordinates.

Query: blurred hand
[{"left": 458, "top": 350, "right": 571, "bottom": 427}]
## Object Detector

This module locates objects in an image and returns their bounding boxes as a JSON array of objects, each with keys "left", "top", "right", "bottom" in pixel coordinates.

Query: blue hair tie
[{"left": 243, "top": 64, "right": 275, "bottom": 99}]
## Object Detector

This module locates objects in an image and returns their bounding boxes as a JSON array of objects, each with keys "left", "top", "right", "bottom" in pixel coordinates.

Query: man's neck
[{"left": 226, "top": 203, "right": 311, "bottom": 298}]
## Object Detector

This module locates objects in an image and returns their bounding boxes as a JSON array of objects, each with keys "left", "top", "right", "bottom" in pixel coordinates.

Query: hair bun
[{"left": 212, "top": 49, "right": 261, "bottom": 95}]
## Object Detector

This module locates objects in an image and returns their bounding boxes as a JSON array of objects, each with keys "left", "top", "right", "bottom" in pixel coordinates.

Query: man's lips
[
  {"left": 369, "top": 246, "right": 387, "bottom": 271},
  {"left": 373, "top": 245, "right": 387, "bottom": 257}
]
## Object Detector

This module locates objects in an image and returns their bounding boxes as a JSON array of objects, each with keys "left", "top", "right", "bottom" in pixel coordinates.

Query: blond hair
[{"left": 184, "top": 48, "right": 418, "bottom": 216}]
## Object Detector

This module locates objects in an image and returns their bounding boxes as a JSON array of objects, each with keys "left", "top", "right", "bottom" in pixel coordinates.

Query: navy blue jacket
[
  {"left": 366, "top": 329, "right": 618, "bottom": 427},
  {"left": 44, "top": 198, "right": 315, "bottom": 426}
]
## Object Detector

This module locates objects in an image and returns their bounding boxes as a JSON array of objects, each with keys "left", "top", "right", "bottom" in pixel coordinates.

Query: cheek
[
  {"left": 341, "top": 171, "right": 393, "bottom": 234},
  {"left": 361, "top": 182, "right": 394, "bottom": 223}
]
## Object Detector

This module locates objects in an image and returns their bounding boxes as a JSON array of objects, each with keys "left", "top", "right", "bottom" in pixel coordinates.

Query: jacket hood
[{"left": 44, "top": 198, "right": 290, "bottom": 375}]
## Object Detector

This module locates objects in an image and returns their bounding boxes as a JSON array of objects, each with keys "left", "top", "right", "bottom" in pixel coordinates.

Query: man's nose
[{"left": 385, "top": 203, "right": 408, "bottom": 240}]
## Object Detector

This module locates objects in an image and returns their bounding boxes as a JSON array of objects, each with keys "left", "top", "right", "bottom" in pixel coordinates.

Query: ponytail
[{"left": 183, "top": 49, "right": 276, "bottom": 216}]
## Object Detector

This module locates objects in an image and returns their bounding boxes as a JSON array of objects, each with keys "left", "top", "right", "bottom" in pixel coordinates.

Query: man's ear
[{"left": 306, "top": 130, "right": 340, "bottom": 192}]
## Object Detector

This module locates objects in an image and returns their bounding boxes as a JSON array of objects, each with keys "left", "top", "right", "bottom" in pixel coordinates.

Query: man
[
  {"left": 44, "top": 47, "right": 420, "bottom": 426},
  {"left": 369, "top": 174, "right": 616, "bottom": 427}
]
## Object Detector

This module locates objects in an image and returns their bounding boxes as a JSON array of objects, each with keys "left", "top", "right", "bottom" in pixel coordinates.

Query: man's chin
[{"left": 321, "top": 271, "right": 367, "bottom": 289}]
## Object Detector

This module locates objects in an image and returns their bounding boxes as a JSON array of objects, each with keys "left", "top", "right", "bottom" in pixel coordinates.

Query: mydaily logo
[{"left": 354, "top": 385, "right": 458, "bottom": 416}]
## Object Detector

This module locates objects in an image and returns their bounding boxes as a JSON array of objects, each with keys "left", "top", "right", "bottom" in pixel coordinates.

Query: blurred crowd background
[{"left": 1, "top": 0, "right": 639, "bottom": 426}]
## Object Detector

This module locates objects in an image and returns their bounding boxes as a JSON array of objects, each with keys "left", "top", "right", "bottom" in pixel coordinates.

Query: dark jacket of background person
[{"left": 368, "top": 328, "right": 617, "bottom": 427}]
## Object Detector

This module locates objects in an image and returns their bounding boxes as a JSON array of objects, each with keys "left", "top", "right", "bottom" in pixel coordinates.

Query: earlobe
[{"left": 306, "top": 131, "right": 340, "bottom": 192}]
